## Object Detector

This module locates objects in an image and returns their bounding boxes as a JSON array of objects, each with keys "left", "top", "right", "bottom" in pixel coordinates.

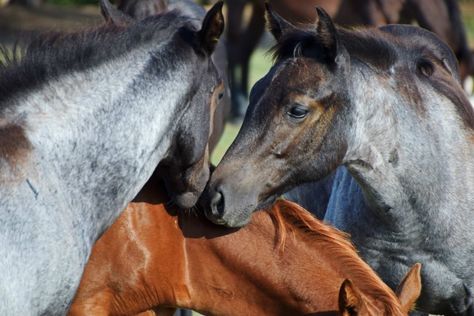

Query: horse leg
[
  {"left": 226, "top": 0, "right": 247, "bottom": 119},
  {"left": 240, "top": 0, "right": 265, "bottom": 99}
]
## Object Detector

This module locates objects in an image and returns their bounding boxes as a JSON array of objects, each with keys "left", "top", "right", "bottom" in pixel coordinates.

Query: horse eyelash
[
  {"left": 417, "top": 59, "right": 434, "bottom": 77},
  {"left": 293, "top": 42, "right": 303, "bottom": 58}
]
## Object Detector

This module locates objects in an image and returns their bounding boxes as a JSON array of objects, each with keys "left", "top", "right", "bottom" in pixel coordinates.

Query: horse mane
[
  {"left": 0, "top": 10, "right": 193, "bottom": 111},
  {"left": 271, "top": 26, "right": 474, "bottom": 131},
  {"left": 267, "top": 199, "right": 403, "bottom": 315}
]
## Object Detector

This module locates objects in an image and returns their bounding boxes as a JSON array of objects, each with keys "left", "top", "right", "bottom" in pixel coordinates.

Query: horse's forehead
[{"left": 272, "top": 58, "right": 325, "bottom": 90}]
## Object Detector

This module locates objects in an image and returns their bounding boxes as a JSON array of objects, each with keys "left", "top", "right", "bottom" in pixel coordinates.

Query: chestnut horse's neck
[
  {"left": 176, "top": 202, "right": 405, "bottom": 315},
  {"left": 71, "top": 181, "right": 404, "bottom": 315}
]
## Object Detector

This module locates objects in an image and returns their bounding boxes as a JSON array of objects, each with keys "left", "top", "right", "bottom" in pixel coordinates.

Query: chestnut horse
[{"left": 70, "top": 172, "right": 422, "bottom": 316}]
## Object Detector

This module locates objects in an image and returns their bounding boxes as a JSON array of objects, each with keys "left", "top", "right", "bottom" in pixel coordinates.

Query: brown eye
[
  {"left": 417, "top": 59, "right": 434, "bottom": 77},
  {"left": 287, "top": 105, "right": 309, "bottom": 120}
]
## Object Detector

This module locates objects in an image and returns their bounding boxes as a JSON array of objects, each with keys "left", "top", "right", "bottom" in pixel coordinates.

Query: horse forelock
[
  {"left": 0, "top": 10, "right": 195, "bottom": 112},
  {"left": 267, "top": 199, "right": 404, "bottom": 315},
  {"left": 270, "top": 27, "right": 398, "bottom": 70}
]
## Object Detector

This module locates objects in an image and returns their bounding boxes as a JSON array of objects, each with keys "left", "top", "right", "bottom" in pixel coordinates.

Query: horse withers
[
  {"left": 0, "top": 1, "right": 224, "bottom": 314},
  {"left": 204, "top": 6, "right": 474, "bottom": 315},
  {"left": 70, "top": 171, "right": 422, "bottom": 316}
]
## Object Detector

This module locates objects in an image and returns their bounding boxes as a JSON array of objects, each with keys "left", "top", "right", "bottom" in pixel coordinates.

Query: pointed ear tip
[
  {"left": 316, "top": 6, "right": 330, "bottom": 18},
  {"left": 409, "top": 263, "right": 422, "bottom": 276},
  {"left": 340, "top": 279, "right": 354, "bottom": 291},
  {"left": 214, "top": 1, "right": 224, "bottom": 11}
]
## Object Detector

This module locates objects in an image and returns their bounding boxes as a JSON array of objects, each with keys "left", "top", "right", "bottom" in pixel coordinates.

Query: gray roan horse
[
  {"left": 204, "top": 6, "right": 474, "bottom": 316},
  {"left": 117, "top": 0, "right": 231, "bottom": 152},
  {"left": 0, "top": 0, "right": 224, "bottom": 314}
]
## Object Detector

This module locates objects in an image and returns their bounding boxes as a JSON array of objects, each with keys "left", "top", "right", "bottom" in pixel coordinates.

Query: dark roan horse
[
  {"left": 204, "top": 6, "right": 474, "bottom": 316},
  {"left": 0, "top": 1, "right": 224, "bottom": 314}
]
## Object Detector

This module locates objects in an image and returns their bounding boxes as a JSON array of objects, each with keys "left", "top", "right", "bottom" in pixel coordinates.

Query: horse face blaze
[{"left": 204, "top": 58, "right": 347, "bottom": 227}]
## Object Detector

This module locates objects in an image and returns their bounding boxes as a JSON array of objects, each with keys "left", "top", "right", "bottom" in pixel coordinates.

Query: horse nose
[
  {"left": 207, "top": 188, "right": 226, "bottom": 225},
  {"left": 211, "top": 190, "right": 225, "bottom": 214}
]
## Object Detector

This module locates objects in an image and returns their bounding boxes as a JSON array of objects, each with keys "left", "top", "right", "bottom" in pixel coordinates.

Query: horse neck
[
  {"left": 178, "top": 210, "right": 401, "bottom": 315},
  {"left": 343, "top": 67, "right": 474, "bottom": 231},
  {"left": 73, "top": 197, "right": 402, "bottom": 315},
  {"left": 11, "top": 44, "right": 188, "bottom": 240}
]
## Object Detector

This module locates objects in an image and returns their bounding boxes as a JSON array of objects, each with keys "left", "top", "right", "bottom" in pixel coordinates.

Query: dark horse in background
[
  {"left": 227, "top": 0, "right": 474, "bottom": 118},
  {"left": 205, "top": 6, "right": 474, "bottom": 316}
]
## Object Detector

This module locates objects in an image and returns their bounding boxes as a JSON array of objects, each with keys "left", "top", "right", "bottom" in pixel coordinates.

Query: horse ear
[
  {"left": 100, "top": 0, "right": 133, "bottom": 26},
  {"left": 396, "top": 263, "right": 422, "bottom": 314},
  {"left": 339, "top": 279, "right": 363, "bottom": 313},
  {"left": 198, "top": 1, "right": 224, "bottom": 55},
  {"left": 265, "top": 3, "right": 298, "bottom": 41},
  {"left": 314, "top": 7, "right": 339, "bottom": 63}
]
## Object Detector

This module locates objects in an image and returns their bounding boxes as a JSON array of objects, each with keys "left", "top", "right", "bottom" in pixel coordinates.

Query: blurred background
[{"left": 1, "top": 0, "right": 473, "bottom": 162}]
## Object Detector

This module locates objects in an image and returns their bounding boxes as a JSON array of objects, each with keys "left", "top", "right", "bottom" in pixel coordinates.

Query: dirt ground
[{"left": 0, "top": 4, "right": 102, "bottom": 46}]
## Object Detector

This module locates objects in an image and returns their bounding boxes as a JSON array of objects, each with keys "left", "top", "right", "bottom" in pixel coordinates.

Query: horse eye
[
  {"left": 417, "top": 59, "right": 434, "bottom": 77},
  {"left": 218, "top": 92, "right": 224, "bottom": 100},
  {"left": 287, "top": 105, "right": 309, "bottom": 120}
]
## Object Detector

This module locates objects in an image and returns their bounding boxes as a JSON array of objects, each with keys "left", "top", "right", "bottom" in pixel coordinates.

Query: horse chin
[
  {"left": 206, "top": 208, "right": 252, "bottom": 228},
  {"left": 174, "top": 191, "right": 199, "bottom": 209}
]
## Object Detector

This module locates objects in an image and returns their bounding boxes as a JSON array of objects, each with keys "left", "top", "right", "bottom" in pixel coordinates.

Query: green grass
[
  {"left": 249, "top": 47, "right": 273, "bottom": 89},
  {"left": 210, "top": 122, "right": 241, "bottom": 165}
]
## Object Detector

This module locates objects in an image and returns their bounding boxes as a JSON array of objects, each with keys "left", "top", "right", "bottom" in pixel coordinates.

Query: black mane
[{"left": 0, "top": 10, "right": 194, "bottom": 110}]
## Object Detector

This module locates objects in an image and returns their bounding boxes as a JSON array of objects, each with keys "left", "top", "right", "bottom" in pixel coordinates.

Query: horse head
[
  {"left": 203, "top": 3, "right": 473, "bottom": 227},
  {"left": 203, "top": 6, "right": 351, "bottom": 226},
  {"left": 338, "top": 263, "right": 422, "bottom": 315},
  {"left": 101, "top": 0, "right": 225, "bottom": 209}
]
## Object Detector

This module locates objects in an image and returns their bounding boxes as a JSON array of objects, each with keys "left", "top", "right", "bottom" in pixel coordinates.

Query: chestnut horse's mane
[{"left": 267, "top": 199, "right": 403, "bottom": 315}]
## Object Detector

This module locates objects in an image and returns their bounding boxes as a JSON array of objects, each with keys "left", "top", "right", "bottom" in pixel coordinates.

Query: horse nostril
[
  {"left": 209, "top": 163, "right": 216, "bottom": 174},
  {"left": 210, "top": 190, "right": 225, "bottom": 216}
]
